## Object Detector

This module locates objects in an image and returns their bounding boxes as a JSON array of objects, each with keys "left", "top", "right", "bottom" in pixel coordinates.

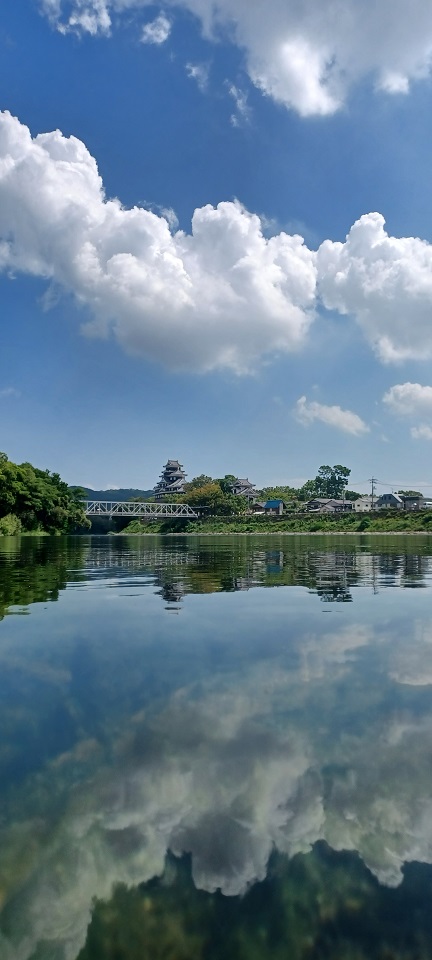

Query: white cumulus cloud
[
  {"left": 295, "top": 396, "right": 369, "bottom": 436},
  {"left": 317, "top": 213, "right": 432, "bottom": 363},
  {"left": 4, "top": 111, "right": 432, "bottom": 374},
  {"left": 383, "top": 382, "right": 432, "bottom": 416},
  {"left": 140, "top": 13, "right": 171, "bottom": 44},
  {"left": 40, "top": 0, "right": 432, "bottom": 115},
  {"left": 383, "top": 384, "right": 432, "bottom": 441},
  {"left": 411, "top": 425, "right": 432, "bottom": 440},
  {"left": 0, "top": 111, "right": 316, "bottom": 374},
  {"left": 43, "top": 0, "right": 112, "bottom": 34}
]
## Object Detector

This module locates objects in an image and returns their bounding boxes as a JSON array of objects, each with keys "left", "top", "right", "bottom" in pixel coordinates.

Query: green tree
[
  {"left": 217, "top": 474, "right": 237, "bottom": 495},
  {"left": 0, "top": 454, "right": 89, "bottom": 533},
  {"left": 183, "top": 483, "right": 247, "bottom": 516},
  {"left": 297, "top": 479, "right": 318, "bottom": 502},
  {"left": 68, "top": 485, "right": 89, "bottom": 502},
  {"left": 0, "top": 457, "right": 17, "bottom": 516},
  {"left": 184, "top": 475, "right": 213, "bottom": 492},
  {"left": 344, "top": 490, "right": 361, "bottom": 501},
  {"left": 314, "top": 465, "right": 351, "bottom": 499},
  {"left": 260, "top": 485, "right": 298, "bottom": 503}
]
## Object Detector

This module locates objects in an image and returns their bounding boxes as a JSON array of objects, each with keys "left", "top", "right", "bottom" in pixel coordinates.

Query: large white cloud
[
  {"left": 383, "top": 382, "right": 432, "bottom": 416},
  {"left": 317, "top": 213, "right": 432, "bottom": 363},
  {"left": 41, "top": 0, "right": 432, "bottom": 115},
  {"left": 383, "top": 382, "right": 432, "bottom": 441},
  {"left": 295, "top": 396, "right": 369, "bottom": 436},
  {"left": 3, "top": 111, "right": 432, "bottom": 372},
  {"left": 0, "top": 111, "right": 316, "bottom": 374}
]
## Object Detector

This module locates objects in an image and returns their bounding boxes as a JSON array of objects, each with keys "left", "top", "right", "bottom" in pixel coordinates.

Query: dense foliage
[
  {"left": 0, "top": 452, "right": 89, "bottom": 534},
  {"left": 122, "top": 509, "right": 432, "bottom": 535},
  {"left": 174, "top": 465, "right": 360, "bottom": 514},
  {"left": 182, "top": 482, "right": 248, "bottom": 516},
  {"left": 312, "top": 463, "right": 351, "bottom": 498}
]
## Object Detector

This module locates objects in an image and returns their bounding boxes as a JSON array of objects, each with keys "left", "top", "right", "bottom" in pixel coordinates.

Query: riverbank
[{"left": 118, "top": 511, "right": 432, "bottom": 535}]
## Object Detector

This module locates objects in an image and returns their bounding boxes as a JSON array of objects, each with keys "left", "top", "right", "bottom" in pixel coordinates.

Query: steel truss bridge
[{"left": 84, "top": 501, "right": 198, "bottom": 519}]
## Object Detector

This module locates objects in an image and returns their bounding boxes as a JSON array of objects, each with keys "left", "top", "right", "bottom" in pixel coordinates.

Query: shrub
[
  {"left": 0, "top": 513, "right": 22, "bottom": 535},
  {"left": 357, "top": 517, "right": 370, "bottom": 531}
]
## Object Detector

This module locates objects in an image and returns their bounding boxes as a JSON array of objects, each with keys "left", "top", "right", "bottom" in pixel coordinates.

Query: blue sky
[{"left": 3, "top": 1, "right": 432, "bottom": 493}]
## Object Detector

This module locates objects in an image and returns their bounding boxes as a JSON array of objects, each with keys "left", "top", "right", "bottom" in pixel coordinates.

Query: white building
[{"left": 354, "top": 496, "right": 374, "bottom": 512}]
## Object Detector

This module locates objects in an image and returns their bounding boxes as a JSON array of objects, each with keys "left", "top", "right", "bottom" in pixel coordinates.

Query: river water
[{"left": 2, "top": 533, "right": 432, "bottom": 959}]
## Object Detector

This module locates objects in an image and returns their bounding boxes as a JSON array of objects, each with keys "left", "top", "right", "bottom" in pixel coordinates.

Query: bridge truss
[{"left": 84, "top": 501, "right": 198, "bottom": 519}]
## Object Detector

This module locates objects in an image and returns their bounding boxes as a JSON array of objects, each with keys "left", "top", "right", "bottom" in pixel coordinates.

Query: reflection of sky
[{"left": 2, "top": 538, "right": 432, "bottom": 958}]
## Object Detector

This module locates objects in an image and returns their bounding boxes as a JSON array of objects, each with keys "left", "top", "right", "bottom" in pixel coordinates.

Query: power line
[
  {"left": 348, "top": 478, "right": 432, "bottom": 490},
  {"left": 374, "top": 479, "right": 432, "bottom": 490}
]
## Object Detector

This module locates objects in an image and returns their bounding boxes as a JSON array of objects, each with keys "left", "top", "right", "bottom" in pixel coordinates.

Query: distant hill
[{"left": 72, "top": 487, "right": 154, "bottom": 502}]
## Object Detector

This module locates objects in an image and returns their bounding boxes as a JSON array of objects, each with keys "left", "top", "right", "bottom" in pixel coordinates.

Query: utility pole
[{"left": 369, "top": 477, "right": 377, "bottom": 511}]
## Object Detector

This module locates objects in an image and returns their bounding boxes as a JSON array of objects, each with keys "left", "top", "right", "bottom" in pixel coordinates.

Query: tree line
[{"left": 0, "top": 452, "right": 89, "bottom": 534}]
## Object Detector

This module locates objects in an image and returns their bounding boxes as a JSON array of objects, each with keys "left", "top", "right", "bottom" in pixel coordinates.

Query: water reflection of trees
[
  {"left": 79, "top": 847, "right": 432, "bottom": 960},
  {"left": 2, "top": 537, "right": 432, "bottom": 615},
  {"left": 0, "top": 536, "right": 88, "bottom": 620},
  {"left": 82, "top": 537, "right": 432, "bottom": 605}
]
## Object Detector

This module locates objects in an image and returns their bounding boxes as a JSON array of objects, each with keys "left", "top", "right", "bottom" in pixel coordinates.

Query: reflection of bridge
[{"left": 84, "top": 501, "right": 198, "bottom": 518}]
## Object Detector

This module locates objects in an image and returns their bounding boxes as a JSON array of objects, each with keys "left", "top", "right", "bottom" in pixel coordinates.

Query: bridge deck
[{"left": 84, "top": 500, "right": 198, "bottom": 518}]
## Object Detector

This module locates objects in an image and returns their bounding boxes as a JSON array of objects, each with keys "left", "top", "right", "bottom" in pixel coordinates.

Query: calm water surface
[{"left": 1, "top": 534, "right": 432, "bottom": 959}]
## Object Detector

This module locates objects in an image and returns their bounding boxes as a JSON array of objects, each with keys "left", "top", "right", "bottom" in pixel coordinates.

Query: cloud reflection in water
[{"left": 1, "top": 537, "right": 432, "bottom": 958}]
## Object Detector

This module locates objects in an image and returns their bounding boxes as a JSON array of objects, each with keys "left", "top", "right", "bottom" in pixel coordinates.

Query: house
[
  {"left": 250, "top": 501, "right": 266, "bottom": 514},
  {"left": 326, "top": 500, "right": 353, "bottom": 513},
  {"left": 154, "top": 460, "right": 187, "bottom": 500},
  {"left": 264, "top": 499, "right": 284, "bottom": 516},
  {"left": 306, "top": 498, "right": 353, "bottom": 513},
  {"left": 306, "top": 498, "right": 332, "bottom": 512},
  {"left": 376, "top": 493, "right": 404, "bottom": 510},
  {"left": 231, "top": 478, "right": 257, "bottom": 501},
  {"left": 402, "top": 495, "right": 424, "bottom": 511},
  {"left": 401, "top": 495, "right": 432, "bottom": 510},
  {"left": 354, "top": 496, "right": 374, "bottom": 512}
]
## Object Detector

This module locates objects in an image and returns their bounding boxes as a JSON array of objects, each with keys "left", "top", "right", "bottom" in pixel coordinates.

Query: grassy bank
[{"left": 119, "top": 510, "right": 432, "bottom": 535}]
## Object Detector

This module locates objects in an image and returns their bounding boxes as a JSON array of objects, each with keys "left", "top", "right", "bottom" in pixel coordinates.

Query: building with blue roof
[{"left": 264, "top": 499, "right": 284, "bottom": 515}]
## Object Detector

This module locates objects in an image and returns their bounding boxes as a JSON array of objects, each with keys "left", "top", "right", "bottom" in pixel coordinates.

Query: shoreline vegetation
[
  {"left": 2, "top": 454, "right": 432, "bottom": 537},
  {"left": 108, "top": 465, "right": 432, "bottom": 538},
  {"left": 118, "top": 512, "right": 432, "bottom": 536},
  {"left": 0, "top": 452, "right": 89, "bottom": 535}
]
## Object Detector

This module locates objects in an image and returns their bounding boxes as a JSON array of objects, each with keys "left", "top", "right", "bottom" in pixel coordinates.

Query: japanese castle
[{"left": 154, "top": 460, "right": 187, "bottom": 500}]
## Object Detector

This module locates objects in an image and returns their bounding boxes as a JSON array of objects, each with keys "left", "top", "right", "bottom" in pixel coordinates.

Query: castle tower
[{"left": 154, "top": 460, "right": 187, "bottom": 500}]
